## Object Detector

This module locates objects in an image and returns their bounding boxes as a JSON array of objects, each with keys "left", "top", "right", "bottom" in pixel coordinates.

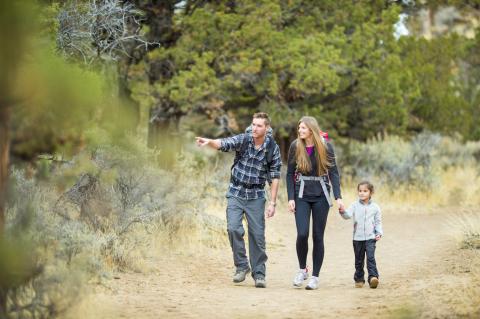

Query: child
[{"left": 339, "top": 181, "right": 383, "bottom": 289}]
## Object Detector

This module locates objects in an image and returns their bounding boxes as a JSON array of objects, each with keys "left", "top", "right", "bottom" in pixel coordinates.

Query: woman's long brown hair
[{"left": 294, "top": 116, "right": 331, "bottom": 175}]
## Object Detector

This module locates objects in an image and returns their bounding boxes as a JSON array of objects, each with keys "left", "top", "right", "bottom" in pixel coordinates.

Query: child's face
[{"left": 358, "top": 185, "right": 372, "bottom": 202}]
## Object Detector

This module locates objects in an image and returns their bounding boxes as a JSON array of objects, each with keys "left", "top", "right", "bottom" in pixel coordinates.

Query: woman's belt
[{"left": 297, "top": 174, "right": 333, "bottom": 207}]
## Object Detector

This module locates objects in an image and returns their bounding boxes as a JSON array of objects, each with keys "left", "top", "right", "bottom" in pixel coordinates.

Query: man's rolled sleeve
[
  {"left": 269, "top": 144, "right": 282, "bottom": 180},
  {"left": 219, "top": 134, "right": 245, "bottom": 152}
]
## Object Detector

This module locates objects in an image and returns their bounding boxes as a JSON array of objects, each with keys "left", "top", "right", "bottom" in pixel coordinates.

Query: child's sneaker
[
  {"left": 293, "top": 269, "right": 308, "bottom": 287},
  {"left": 369, "top": 277, "right": 379, "bottom": 289},
  {"left": 355, "top": 281, "right": 365, "bottom": 288},
  {"left": 305, "top": 276, "right": 319, "bottom": 290}
]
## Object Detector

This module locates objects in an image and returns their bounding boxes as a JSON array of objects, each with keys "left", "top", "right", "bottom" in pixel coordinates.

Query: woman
[{"left": 286, "top": 116, "right": 344, "bottom": 290}]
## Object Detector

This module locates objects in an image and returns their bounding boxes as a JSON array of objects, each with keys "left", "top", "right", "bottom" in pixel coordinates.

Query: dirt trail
[{"left": 69, "top": 206, "right": 462, "bottom": 319}]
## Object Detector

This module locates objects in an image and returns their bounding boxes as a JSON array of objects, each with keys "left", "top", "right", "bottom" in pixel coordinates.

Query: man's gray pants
[{"left": 226, "top": 196, "right": 267, "bottom": 279}]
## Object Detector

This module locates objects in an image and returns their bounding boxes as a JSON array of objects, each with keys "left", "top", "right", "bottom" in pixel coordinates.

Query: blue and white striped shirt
[{"left": 220, "top": 133, "right": 281, "bottom": 200}]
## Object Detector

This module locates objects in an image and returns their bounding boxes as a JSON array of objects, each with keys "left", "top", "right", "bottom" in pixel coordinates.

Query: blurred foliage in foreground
[{"left": 3, "top": 131, "right": 227, "bottom": 318}]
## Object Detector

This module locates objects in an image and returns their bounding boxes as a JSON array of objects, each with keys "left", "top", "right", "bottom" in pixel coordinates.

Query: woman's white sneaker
[
  {"left": 293, "top": 269, "right": 308, "bottom": 287},
  {"left": 305, "top": 276, "right": 319, "bottom": 290}
]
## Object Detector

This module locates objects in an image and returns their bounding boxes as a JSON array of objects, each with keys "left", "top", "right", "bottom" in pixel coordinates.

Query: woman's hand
[{"left": 288, "top": 200, "right": 295, "bottom": 213}]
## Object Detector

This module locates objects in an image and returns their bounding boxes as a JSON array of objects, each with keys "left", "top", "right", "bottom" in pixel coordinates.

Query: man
[{"left": 196, "top": 112, "right": 281, "bottom": 288}]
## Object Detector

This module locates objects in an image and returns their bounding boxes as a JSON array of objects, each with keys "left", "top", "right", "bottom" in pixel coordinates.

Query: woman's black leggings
[{"left": 294, "top": 196, "right": 330, "bottom": 277}]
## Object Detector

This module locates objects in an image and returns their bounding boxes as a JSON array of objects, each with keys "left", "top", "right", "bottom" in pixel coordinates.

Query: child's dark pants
[{"left": 353, "top": 239, "right": 379, "bottom": 283}]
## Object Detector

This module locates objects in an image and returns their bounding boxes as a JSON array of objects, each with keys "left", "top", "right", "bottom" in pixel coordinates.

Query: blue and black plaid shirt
[{"left": 220, "top": 133, "right": 282, "bottom": 200}]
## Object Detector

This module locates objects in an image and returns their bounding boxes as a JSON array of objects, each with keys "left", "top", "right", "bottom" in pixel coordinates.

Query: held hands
[
  {"left": 336, "top": 198, "right": 345, "bottom": 213},
  {"left": 288, "top": 200, "right": 295, "bottom": 213}
]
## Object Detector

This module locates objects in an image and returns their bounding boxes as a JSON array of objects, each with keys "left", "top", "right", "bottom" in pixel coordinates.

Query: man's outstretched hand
[{"left": 195, "top": 137, "right": 210, "bottom": 147}]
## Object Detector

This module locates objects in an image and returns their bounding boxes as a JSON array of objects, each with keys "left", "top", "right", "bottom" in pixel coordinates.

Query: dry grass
[
  {"left": 339, "top": 165, "right": 480, "bottom": 216},
  {"left": 449, "top": 212, "right": 480, "bottom": 249}
]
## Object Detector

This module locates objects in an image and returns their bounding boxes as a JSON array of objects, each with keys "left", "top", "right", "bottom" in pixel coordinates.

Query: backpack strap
[
  {"left": 231, "top": 134, "right": 249, "bottom": 172},
  {"left": 264, "top": 136, "right": 278, "bottom": 184}
]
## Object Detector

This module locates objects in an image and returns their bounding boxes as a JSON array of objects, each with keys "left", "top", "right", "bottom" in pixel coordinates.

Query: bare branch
[{"left": 57, "top": 0, "right": 159, "bottom": 64}]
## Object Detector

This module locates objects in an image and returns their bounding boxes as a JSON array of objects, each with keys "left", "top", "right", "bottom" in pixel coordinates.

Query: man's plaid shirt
[{"left": 220, "top": 133, "right": 282, "bottom": 200}]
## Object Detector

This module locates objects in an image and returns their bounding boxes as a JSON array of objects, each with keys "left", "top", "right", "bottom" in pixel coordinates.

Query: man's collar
[{"left": 250, "top": 134, "right": 268, "bottom": 150}]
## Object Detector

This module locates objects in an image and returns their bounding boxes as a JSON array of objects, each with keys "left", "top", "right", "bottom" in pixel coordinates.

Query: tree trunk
[
  {"left": 0, "top": 105, "right": 10, "bottom": 234},
  {"left": 1, "top": 1, "right": 27, "bottom": 314},
  {"left": 118, "top": 62, "right": 140, "bottom": 131},
  {"left": 0, "top": 104, "right": 10, "bottom": 318},
  {"left": 147, "top": 110, "right": 181, "bottom": 168}
]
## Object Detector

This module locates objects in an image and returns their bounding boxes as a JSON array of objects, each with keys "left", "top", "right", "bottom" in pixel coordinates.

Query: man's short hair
[{"left": 253, "top": 112, "right": 270, "bottom": 126}]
